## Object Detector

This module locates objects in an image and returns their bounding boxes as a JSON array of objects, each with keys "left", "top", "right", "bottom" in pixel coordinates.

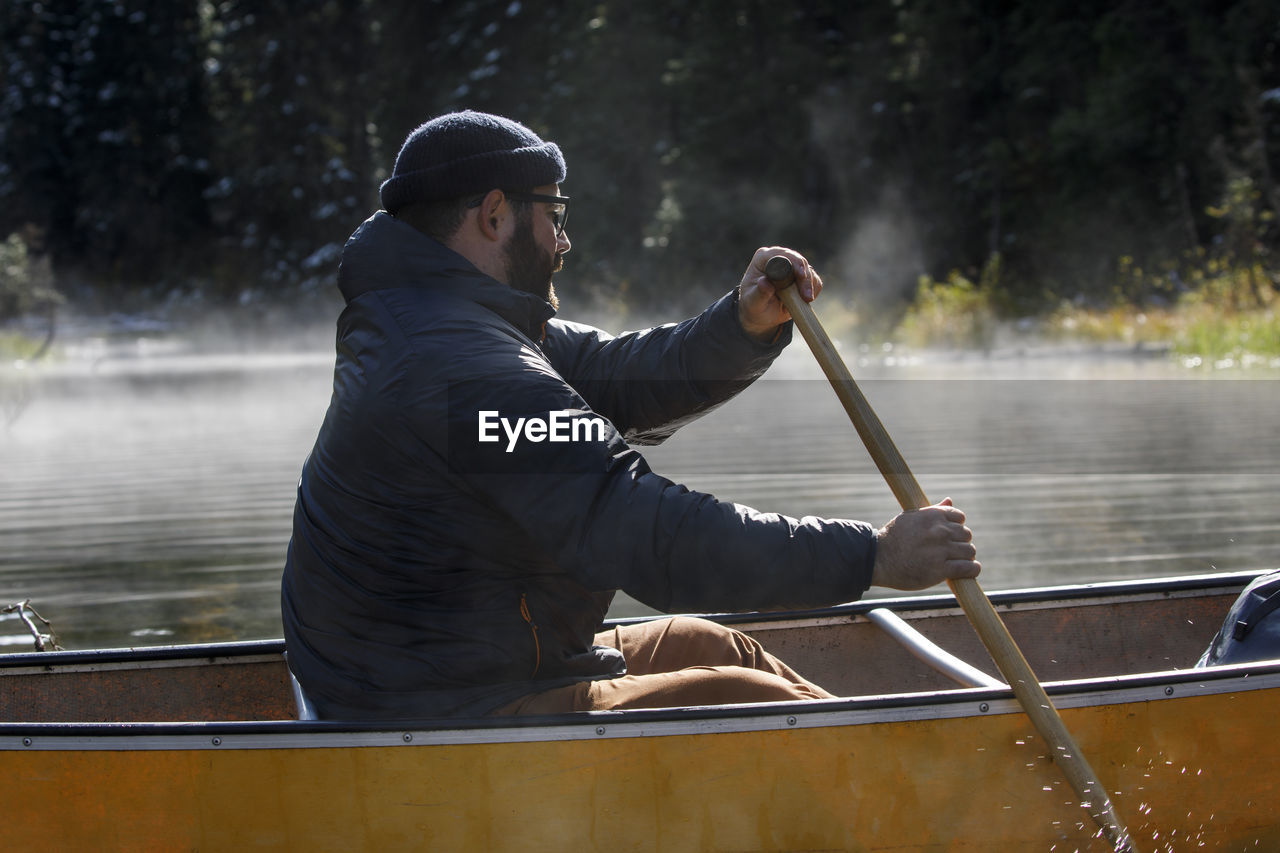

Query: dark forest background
[{"left": 2, "top": 0, "right": 1278, "bottom": 328}]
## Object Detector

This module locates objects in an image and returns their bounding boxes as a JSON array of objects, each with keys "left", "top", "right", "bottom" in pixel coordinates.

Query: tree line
[{"left": 1, "top": 0, "right": 1277, "bottom": 324}]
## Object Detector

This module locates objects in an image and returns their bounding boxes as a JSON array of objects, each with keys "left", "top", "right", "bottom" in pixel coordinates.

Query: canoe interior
[{"left": 0, "top": 570, "right": 1262, "bottom": 724}]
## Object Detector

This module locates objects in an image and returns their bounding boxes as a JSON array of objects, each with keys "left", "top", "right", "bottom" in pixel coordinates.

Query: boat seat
[{"left": 283, "top": 653, "right": 320, "bottom": 721}]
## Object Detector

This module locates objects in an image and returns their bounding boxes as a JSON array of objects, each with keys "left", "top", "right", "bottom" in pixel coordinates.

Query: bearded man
[{"left": 281, "top": 111, "right": 979, "bottom": 720}]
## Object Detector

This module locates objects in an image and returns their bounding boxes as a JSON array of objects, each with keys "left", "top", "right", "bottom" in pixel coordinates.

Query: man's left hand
[{"left": 737, "top": 246, "right": 823, "bottom": 343}]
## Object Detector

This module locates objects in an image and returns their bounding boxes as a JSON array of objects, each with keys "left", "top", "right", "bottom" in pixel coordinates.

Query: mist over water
[
  {"left": 1, "top": 345, "right": 333, "bottom": 649},
  {"left": 2, "top": 331, "right": 1278, "bottom": 651}
]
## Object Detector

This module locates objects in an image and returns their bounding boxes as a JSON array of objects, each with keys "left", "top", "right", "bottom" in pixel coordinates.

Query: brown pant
[{"left": 493, "top": 616, "right": 834, "bottom": 715}]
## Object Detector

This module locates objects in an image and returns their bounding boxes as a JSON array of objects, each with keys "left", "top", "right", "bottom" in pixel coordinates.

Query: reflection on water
[{"left": 2, "top": 344, "right": 1278, "bottom": 650}]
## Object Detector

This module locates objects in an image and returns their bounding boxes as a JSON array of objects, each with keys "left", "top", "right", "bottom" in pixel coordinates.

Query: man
[{"left": 281, "top": 110, "right": 979, "bottom": 720}]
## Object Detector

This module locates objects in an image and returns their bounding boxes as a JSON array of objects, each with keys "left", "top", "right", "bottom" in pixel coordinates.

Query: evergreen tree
[
  {"left": 202, "top": 0, "right": 375, "bottom": 295},
  {"left": 0, "top": 0, "right": 212, "bottom": 287}
]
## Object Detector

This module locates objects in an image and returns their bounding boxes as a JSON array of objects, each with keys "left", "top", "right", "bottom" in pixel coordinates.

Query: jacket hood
[{"left": 337, "top": 211, "right": 556, "bottom": 341}]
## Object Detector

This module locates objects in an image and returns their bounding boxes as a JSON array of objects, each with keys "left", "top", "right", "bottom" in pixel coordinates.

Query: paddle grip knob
[{"left": 764, "top": 255, "right": 795, "bottom": 287}]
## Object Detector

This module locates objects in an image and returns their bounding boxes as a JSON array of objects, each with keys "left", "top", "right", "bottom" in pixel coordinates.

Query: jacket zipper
[{"left": 519, "top": 593, "right": 542, "bottom": 677}]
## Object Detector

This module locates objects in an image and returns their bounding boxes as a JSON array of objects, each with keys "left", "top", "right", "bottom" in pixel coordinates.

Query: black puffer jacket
[{"left": 281, "top": 212, "right": 877, "bottom": 719}]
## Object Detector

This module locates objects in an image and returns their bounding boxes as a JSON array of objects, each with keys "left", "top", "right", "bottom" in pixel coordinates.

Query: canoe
[{"left": 2, "top": 569, "right": 1277, "bottom": 851}]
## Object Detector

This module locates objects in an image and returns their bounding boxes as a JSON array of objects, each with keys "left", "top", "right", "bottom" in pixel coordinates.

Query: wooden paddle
[{"left": 764, "top": 255, "right": 1136, "bottom": 851}]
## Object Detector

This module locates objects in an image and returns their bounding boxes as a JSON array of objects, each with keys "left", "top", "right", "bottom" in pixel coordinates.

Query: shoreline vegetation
[
  {"left": 892, "top": 253, "right": 1280, "bottom": 371},
  {"left": 3, "top": 226, "right": 1278, "bottom": 371},
  {"left": 3, "top": 265, "right": 1278, "bottom": 374}
]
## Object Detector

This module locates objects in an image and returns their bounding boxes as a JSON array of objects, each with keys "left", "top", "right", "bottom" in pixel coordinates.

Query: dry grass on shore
[{"left": 896, "top": 257, "right": 1280, "bottom": 368}]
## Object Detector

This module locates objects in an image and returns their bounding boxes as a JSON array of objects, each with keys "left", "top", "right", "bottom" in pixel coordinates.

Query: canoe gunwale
[
  {"left": 3, "top": 656, "right": 1277, "bottom": 750},
  {"left": 704, "top": 567, "right": 1268, "bottom": 627},
  {"left": 0, "top": 638, "right": 288, "bottom": 671}
]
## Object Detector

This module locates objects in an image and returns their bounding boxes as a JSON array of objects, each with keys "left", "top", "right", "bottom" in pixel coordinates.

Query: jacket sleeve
[
  {"left": 437, "top": 346, "right": 875, "bottom": 614},
  {"left": 538, "top": 289, "right": 791, "bottom": 445}
]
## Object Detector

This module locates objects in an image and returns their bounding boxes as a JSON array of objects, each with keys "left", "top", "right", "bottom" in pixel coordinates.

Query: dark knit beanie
[{"left": 379, "top": 111, "right": 566, "bottom": 213}]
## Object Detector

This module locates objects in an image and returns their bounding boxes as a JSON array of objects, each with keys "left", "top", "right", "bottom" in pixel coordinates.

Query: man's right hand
[
  {"left": 736, "top": 246, "right": 822, "bottom": 343},
  {"left": 871, "top": 498, "right": 981, "bottom": 591}
]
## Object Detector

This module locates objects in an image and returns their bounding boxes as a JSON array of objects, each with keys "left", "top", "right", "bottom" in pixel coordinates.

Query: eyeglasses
[
  {"left": 469, "top": 191, "right": 569, "bottom": 236},
  {"left": 503, "top": 191, "right": 570, "bottom": 236}
]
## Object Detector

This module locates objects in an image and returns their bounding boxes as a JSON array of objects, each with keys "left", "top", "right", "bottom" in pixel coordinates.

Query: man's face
[{"left": 502, "top": 185, "right": 569, "bottom": 310}]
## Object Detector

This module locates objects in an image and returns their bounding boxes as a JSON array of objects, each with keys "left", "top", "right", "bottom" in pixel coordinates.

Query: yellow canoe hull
[
  {"left": 4, "top": 667, "right": 1277, "bottom": 851},
  {"left": 3, "top": 570, "right": 1278, "bottom": 850}
]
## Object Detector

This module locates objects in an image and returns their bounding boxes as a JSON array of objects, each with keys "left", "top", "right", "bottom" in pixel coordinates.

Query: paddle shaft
[{"left": 763, "top": 256, "right": 1136, "bottom": 851}]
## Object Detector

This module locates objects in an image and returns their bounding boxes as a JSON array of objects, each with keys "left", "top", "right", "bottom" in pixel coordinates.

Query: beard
[{"left": 502, "top": 215, "right": 563, "bottom": 311}]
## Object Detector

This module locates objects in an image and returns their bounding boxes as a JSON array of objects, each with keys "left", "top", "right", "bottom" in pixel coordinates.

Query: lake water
[{"left": 3, "top": 335, "right": 1279, "bottom": 651}]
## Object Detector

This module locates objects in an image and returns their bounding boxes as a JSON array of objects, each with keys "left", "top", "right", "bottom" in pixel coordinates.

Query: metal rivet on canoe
[
  {"left": 595, "top": 726, "right": 606, "bottom": 736},
  {"left": 1164, "top": 686, "right": 1175, "bottom": 696},
  {"left": 211, "top": 737, "right": 221, "bottom": 746},
  {"left": 979, "top": 703, "right": 990, "bottom": 713},
  {"left": 786, "top": 716, "right": 797, "bottom": 726},
  {"left": 22, "top": 737, "right": 31, "bottom": 747},
  {"left": 403, "top": 733, "right": 413, "bottom": 743}
]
